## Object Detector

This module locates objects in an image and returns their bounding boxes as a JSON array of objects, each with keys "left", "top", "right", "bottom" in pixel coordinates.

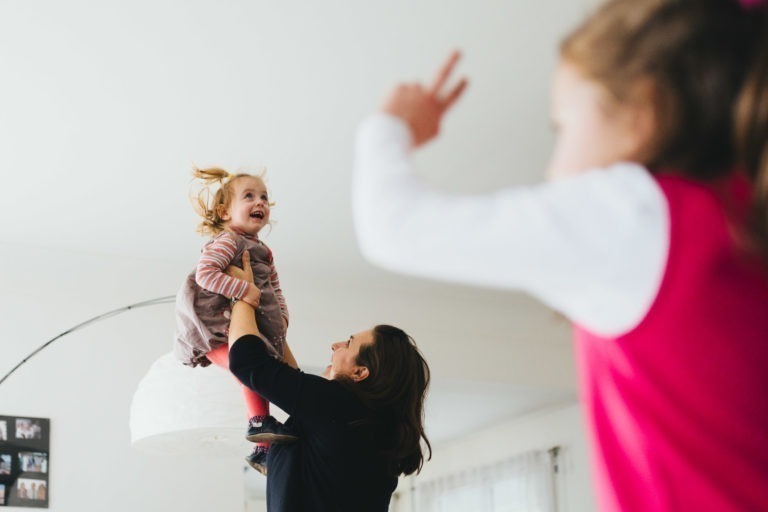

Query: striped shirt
[{"left": 195, "top": 230, "right": 289, "bottom": 324}]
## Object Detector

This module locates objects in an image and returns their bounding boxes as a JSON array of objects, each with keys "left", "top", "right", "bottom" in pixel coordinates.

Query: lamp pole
[{"left": 0, "top": 295, "right": 175, "bottom": 388}]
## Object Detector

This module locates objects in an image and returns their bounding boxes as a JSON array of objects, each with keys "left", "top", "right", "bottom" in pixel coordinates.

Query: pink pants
[{"left": 206, "top": 344, "right": 269, "bottom": 422}]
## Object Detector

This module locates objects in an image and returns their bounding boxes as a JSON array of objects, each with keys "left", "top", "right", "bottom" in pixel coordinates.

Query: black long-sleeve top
[{"left": 229, "top": 334, "right": 398, "bottom": 512}]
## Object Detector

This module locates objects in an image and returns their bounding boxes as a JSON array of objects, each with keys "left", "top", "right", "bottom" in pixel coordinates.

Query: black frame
[{"left": 0, "top": 415, "right": 49, "bottom": 508}]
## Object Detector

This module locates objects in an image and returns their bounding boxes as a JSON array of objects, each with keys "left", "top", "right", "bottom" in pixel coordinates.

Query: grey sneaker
[
  {"left": 246, "top": 416, "right": 298, "bottom": 444},
  {"left": 245, "top": 448, "right": 268, "bottom": 476}
]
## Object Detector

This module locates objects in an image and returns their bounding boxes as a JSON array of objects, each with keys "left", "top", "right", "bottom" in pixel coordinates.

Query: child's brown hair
[{"left": 561, "top": 0, "right": 768, "bottom": 257}]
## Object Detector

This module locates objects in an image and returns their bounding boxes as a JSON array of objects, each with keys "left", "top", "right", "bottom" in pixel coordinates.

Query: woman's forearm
[
  {"left": 228, "top": 300, "right": 260, "bottom": 349},
  {"left": 282, "top": 341, "right": 299, "bottom": 369}
]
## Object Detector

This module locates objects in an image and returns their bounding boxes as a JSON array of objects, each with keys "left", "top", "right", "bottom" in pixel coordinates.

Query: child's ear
[
  {"left": 217, "top": 204, "right": 230, "bottom": 221},
  {"left": 624, "top": 78, "right": 659, "bottom": 162}
]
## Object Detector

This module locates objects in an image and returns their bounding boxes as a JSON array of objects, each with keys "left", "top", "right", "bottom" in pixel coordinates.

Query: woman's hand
[
  {"left": 227, "top": 251, "right": 263, "bottom": 346},
  {"left": 227, "top": 252, "right": 260, "bottom": 308},
  {"left": 226, "top": 251, "right": 255, "bottom": 282}
]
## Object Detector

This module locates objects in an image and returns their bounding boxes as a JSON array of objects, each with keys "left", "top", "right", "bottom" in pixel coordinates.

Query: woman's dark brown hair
[
  {"left": 562, "top": 0, "right": 768, "bottom": 257},
  {"left": 338, "top": 324, "right": 432, "bottom": 476}
]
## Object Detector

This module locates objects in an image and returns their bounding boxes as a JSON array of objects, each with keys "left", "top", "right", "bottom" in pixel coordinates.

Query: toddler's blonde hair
[{"left": 191, "top": 166, "right": 270, "bottom": 237}]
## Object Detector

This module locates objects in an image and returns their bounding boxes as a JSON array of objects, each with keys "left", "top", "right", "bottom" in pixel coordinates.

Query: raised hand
[{"left": 381, "top": 50, "right": 468, "bottom": 147}]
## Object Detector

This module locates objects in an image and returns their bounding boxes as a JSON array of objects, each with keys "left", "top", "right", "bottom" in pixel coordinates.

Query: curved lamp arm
[{"left": 0, "top": 295, "right": 175, "bottom": 387}]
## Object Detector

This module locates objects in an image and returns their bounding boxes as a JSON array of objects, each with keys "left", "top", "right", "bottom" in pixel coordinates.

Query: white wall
[
  {"left": 246, "top": 497, "right": 267, "bottom": 511},
  {"left": 0, "top": 310, "right": 246, "bottom": 512},
  {"left": 394, "top": 403, "right": 596, "bottom": 512},
  {"left": 0, "top": 246, "right": 246, "bottom": 511}
]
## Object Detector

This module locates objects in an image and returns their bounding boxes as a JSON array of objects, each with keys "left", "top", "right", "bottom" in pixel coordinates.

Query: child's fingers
[
  {"left": 428, "top": 50, "right": 461, "bottom": 98},
  {"left": 440, "top": 77, "right": 468, "bottom": 113}
]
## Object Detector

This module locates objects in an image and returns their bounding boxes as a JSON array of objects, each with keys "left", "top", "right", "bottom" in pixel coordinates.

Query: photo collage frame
[{"left": 0, "top": 415, "right": 49, "bottom": 508}]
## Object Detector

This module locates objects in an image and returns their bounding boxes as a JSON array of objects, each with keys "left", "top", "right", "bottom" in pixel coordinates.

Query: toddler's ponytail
[
  {"left": 193, "top": 166, "right": 231, "bottom": 184},
  {"left": 191, "top": 167, "right": 236, "bottom": 237}
]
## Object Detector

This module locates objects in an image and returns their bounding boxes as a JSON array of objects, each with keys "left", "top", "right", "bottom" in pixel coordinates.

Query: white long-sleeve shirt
[{"left": 353, "top": 113, "right": 670, "bottom": 337}]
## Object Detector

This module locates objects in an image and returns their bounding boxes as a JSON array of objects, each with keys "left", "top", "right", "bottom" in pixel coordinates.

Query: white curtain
[{"left": 416, "top": 449, "right": 556, "bottom": 512}]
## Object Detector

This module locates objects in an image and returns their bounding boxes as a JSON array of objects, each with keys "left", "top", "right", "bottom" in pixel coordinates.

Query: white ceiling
[{"left": 0, "top": 0, "right": 600, "bottom": 455}]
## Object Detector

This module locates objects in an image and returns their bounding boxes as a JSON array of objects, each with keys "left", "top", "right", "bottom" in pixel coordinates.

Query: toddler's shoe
[
  {"left": 245, "top": 447, "right": 268, "bottom": 476},
  {"left": 246, "top": 415, "right": 298, "bottom": 444}
]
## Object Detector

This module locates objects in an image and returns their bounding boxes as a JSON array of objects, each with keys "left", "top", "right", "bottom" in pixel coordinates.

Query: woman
[{"left": 226, "top": 252, "right": 431, "bottom": 511}]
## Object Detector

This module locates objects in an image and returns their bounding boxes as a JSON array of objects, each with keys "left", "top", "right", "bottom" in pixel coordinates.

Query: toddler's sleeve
[{"left": 195, "top": 232, "right": 250, "bottom": 299}]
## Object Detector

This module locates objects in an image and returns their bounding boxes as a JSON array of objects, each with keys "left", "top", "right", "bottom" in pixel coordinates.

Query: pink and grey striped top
[{"left": 195, "top": 230, "right": 288, "bottom": 323}]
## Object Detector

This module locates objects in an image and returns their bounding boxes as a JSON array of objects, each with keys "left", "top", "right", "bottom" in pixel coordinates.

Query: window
[{"left": 416, "top": 449, "right": 556, "bottom": 512}]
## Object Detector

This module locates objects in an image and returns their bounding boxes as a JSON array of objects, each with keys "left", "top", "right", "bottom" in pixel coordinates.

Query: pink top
[{"left": 575, "top": 173, "right": 768, "bottom": 512}]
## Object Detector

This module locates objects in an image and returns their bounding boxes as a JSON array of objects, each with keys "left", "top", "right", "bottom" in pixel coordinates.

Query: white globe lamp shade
[{"left": 130, "top": 353, "right": 249, "bottom": 454}]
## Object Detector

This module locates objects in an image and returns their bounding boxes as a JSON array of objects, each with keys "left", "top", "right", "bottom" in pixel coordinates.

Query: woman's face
[
  {"left": 327, "top": 329, "right": 373, "bottom": 382},
  {"left": 546, "top": 61, "right": 654, "bottom": 179}
]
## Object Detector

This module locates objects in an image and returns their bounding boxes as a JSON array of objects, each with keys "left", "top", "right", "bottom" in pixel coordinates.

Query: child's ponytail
[
  {"left": 734, "top": 8, "right": 768, "bottom": 260},
  {"left": 191, "top": 166, "right": 236, "bottom": 237},
  {"left": 193, "top": 166, "right": 231, "bottom": 184}
]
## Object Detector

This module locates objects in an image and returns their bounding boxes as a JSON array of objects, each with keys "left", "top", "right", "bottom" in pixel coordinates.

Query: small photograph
[
  {"left": 16, "top": 478, "right": 47, "bottom": 501},
  {"left": 0, "top": 483, "right": 5, "bottom": 505},
  {"left": 0, "top": 419, "right": 7, "bottom": 441},
  {"left": 0, "top": 453, "right": 11, "bottom": 474},
  {"left": 16, "top": 479, "right": 31, "bottom": 500},
  {"left": 15, "top": 418, "right": 43, "bottom": 440},
  {"left": 18, "top": 452, "right": 47, "bottom": 473},
  {"left": 33, "top": 480, "right": 47, "bottom": 501}
]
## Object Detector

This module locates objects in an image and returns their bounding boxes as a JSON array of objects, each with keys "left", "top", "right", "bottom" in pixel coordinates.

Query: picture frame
[{"left": 0, "top": 416, "right": 49, "bottom": 508}]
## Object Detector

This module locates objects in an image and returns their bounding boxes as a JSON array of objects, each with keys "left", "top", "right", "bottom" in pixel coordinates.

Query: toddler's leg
[
  {"left": 206, "top": 345, "right": 269, "bottom": 451},
  {"left": 241, "top": 387, "right": 270, "bottom": 431}
]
